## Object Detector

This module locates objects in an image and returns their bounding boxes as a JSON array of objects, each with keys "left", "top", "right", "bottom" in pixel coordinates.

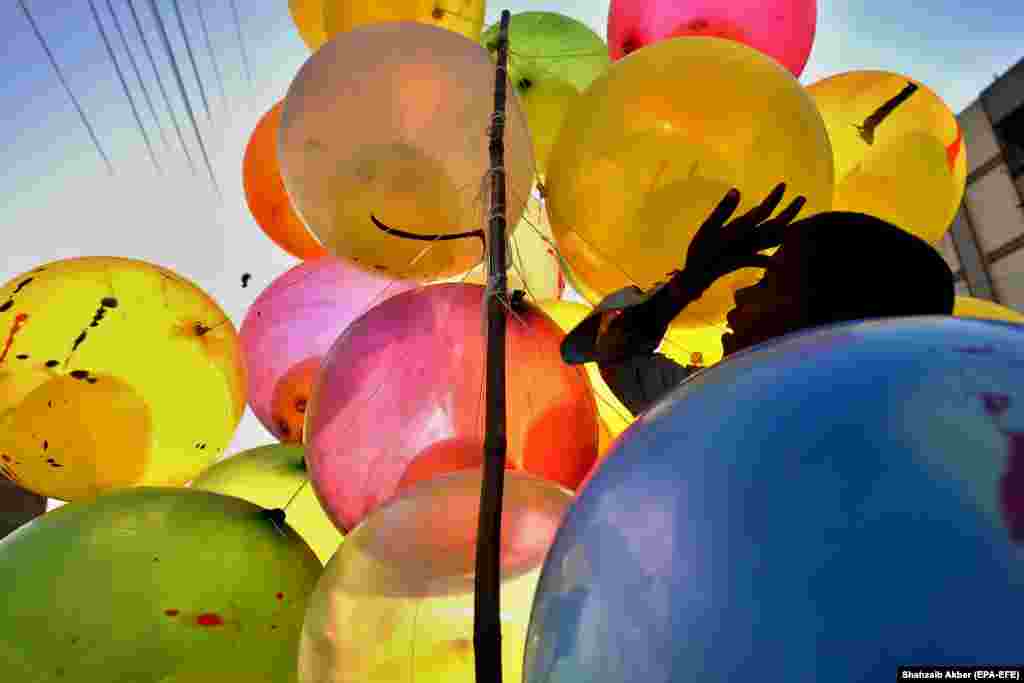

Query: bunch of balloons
[{"left": 1, "top": 0, "right": 1018, "bottom": 681}]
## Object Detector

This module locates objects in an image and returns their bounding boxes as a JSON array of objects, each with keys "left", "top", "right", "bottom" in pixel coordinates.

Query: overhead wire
[
  {"left": 228, "top": 0, "right": 253, "bottom": 90},
  {"left": 17, "top": 0, "right": 114, "bottom": 175},
  {"left": 168, "top": 0, "right": 213, "bottom": 122},
  {"left": 144, "top": 0, "right": 221, "bottom": 196},
  {"left": 87, "top": 0, "right": 162, "bottom": 173},
  {"left": 125, "top": 0, "right": 196, "bottom": 173},
  {"left": 194, "top": 0, "right": 229, "bottom": 116},
  {"left": 105, "top": 0, "right": 169, "bottom": 150}
]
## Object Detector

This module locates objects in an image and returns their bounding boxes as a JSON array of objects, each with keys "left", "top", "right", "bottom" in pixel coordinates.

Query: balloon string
[{"left": 283, "top": 477, "right": 308, "bottom": 512}]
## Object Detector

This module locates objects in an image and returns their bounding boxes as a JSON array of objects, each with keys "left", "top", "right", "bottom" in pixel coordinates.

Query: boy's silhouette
[{"left": 560, "top": 183, "right": 955, "bottom": 416}]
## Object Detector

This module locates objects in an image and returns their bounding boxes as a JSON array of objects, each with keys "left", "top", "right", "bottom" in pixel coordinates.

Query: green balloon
[
  {"left": 0, "top": 487, "right": 322, "bottom": 682},
  {"left": 192, "top": 444, "right": 343, "bottom": 565},
  {"left": 482, "top": 12, "right": 610, "bottom": 177}
]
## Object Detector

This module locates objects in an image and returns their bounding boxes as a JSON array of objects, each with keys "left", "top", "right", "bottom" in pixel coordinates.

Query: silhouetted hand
[
  {"left": 682, "top": 182, "right": 807, "bottom": 295},
  {"left": 564, "top": 184, "right": 808, "bottom": 365}
]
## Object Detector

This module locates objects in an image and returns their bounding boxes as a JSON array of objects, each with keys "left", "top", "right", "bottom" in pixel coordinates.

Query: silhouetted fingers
[{"left": 695, "top": 188, "right": 741, "bottom": 237}]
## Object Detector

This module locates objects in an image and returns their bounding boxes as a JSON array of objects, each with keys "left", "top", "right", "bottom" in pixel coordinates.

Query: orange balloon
[
  {"left": 268, "top": 355, "right": 322, "bottom": 444},
  {"left": 243, "top": 102, "right": 327, "bottom": 261}
]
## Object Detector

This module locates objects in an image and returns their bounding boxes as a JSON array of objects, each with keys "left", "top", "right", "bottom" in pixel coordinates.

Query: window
[{"left": 994, "top": 103, "right": 1024, "bottom": 178}]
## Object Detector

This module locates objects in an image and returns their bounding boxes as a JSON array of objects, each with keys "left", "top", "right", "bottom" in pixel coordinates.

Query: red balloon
[
  {"left": 305, "top": 283, "right": 600, "bottom": 532},
  {"left": 607, "top": 0, "right": 817, "bottom": 78}
]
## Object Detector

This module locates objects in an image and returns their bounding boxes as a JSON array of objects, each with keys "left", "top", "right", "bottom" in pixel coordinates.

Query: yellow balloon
[
  {"left": 279, "top": 22, "right": 536, "bottom": 281},
  {"left": 446, "top": 195, "right": 564, "bottom": 300},
  {"left": 538, "top": 298, "right": 728, "bottom": 451},
  {"left": 546, "top": 36, "right": 834, "bottom": 327},
  {"left": 807, "top": 70, "right": 967, "bottom": 245},
  {"left": 289, "top": 0, "right": 329, "bottom": 51},
  {"left": 298, "top": 471, "right": 569, "bottom": 683},
  {"left": 191, "top": 444, "right": 344, "bottom": 565},
  {"left": 0, "top": 257, "right": 246, "bottom": 501},
  {"left": 953, "top": 296, "right": 1024, "bottom": 324},
  {"left": 323, "top": 0, "right": 486, "bottom": 44}
]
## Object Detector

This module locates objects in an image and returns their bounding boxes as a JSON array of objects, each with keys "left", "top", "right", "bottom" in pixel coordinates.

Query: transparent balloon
[
  {"left": 288, "top": 0, "right": 328, "bottom": 51},
  {"left": 305, "top": 283, "right": 599, "bottom": 532},
  {"left": 954, "top": 295, "right": 1024, "bottom": 324},
  {"left": 608, "top": 0, "right": 817, "bottom": 77},
  {"left": 546, "top": 36, "right": 834, "bottom": 328},
  {"left": 240, "top": 255, "right": 415, "bottom": 443},
  {"left": 244, "top": 101, "right": 326, "bottom": 260},
  {"left": 445, "top": 195, "right": 564, "bottom": 301},
  {"left": 0, "top": 487, "right": 321, "bottom": 681},
  {"left": 299, "top": 470, "right": 572, "bottom": 683},
  {"left": 323, "top": 0, "right": 486, "bottom": 45},
  {"left": 191, "top": 444, "right": 344, "bottom": 564},
  {"left": 526, "top": 317, "right": 1024, "bottom": 682},
  {"left": 807, "top": 70, "right": 967, "bottom": 244},
  {"left": 0, "top": 258, "right": 246, "bottom": 501},
  {"left": 481, "top": 12, "right": 610, "bottom": 179},
  {"left": 279, "top": 22, "right": 535, "bottom": 281}
]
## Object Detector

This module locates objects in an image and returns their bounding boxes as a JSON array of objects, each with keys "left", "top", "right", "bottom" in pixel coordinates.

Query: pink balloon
[
  {"left": 607, "top": 0, "right": 817, "bottom": 77},
  {"left": 240, "top": 256, "right": 416, "bottom": 443},
  {"left": 305, "top": 283, "right": 600, "bottom": 533}
]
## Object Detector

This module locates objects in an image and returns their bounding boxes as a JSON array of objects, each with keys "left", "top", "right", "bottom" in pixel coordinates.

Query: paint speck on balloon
[
  {"left": 164, "top": 609, "right": 180, "bottom": 617},
  {"left": 45, "top": 360, "right": 59, "bottom": 368},
  {"left": 954, "top": 345, "right": 994, "bottom": 355},
  {"left": 15, "top": 353, "right": 28, "bottom": 360},
  {"left": 276, "top": 592, "right": 284, "bottom": 600},
  {"left": 982, "top": 393, "right": 1011, "bottom": 417},
  {"left": 687, "top": 18, "right": 709, "bottom": 31},
  {"left": 101, "top": 297, "right": 118, "bottom": 308},
  {"left": 70, "top": 370, "right": 90, "bottom": 380},
  {"left": 196, "top": 613, "right": 224, "bottom": 627}
]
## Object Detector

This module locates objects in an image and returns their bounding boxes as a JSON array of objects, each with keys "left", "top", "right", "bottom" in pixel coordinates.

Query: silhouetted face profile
[
  {"left": 722, "top": 212, "right": 955, "bottom": 357},
  {"left": 723, "top": 236, "right": 812, "bottom": 356}
]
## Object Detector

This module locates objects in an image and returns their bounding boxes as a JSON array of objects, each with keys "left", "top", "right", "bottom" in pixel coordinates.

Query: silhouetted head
[{"left": 722, "top": 211, "right": 955, "bottom": 356}]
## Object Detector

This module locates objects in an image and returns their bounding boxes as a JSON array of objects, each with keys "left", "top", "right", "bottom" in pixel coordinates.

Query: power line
[
  {"left": 87, "top": 0, "right": 162, "bottom": 173},
  {"left": 228, "top": 0, "right": 253, "bottom": 90},
  {"left": 145, "top": 0, "right": 220, "bottom": 196},
  {"left": 105, "top": 0, "right": 169, "bottom": 150},
  {"left": 168, "top": 0, "right": 212, "bottom": 122},
  {"left": 18, "top": 0, "right": 114, "bottom": 175},
  {"left": 125, "top": 0, "right": 196, "bottom": 173},
  {"left": 194, "top": 0, "right": 228, "bottom": 116}
]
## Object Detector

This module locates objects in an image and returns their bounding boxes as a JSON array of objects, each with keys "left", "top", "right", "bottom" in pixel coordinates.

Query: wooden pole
[{"left": 474, "top": 9, "right": 511, "bottom": 683}]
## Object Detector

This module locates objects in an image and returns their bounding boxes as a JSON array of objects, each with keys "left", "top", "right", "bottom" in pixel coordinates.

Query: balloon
[
  {"left": 279, "top": 22, "right": 535, "bottom": 281},
  {"left": 608, "top": 0, "right": 817, "bottom": 78},
  {"left": 323, "top": 0, "right": 486, "bottom": 45},
  {"left": 447, "top": 195, "right": 564, "bottom": 301},
  {"left": 191, "top": 444, "right": 344, "bottom": 564},
  {"left": 546, "top": 37, "right": 834, "bottom": 328},
  {"left": 537, "top": 299, "right": 726, "bottom": 444},
  {"left": 534, "top": 300, "right": 633, "bottom": 444},
  {"left": 240, "top": 255, "right": 415, "bottom": 443},
  {"left": 481, "top": 12, "right": 610, "bottom": 179},
  {"left": 289, "top": 0, "right": 328, "bottom": 51},
  {"left": 954, "top": 295, "right": 1024, "bottom": 324},
  {"left": 525, "top": 317, "right": 1024, "bottom": 682},
  {"left": 243, "top": 101, "right": 327, "bottom": 260},
  {"left": 0, "top": 487, "right": 322, "bottom": 680},
  {"left": 299, "top": 470, "right": 571, "bottom": 683},
  {"left": 0, "top": 258, "right": 246, "bottom": 501},
  {"left": 305, "top": 283, "right": 599, "bottom": 532},
  {"left": 807, "top": 71, "right": 967, "bottom": 244}
]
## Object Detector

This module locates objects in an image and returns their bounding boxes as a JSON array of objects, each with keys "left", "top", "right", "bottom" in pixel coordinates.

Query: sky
[{"left": 2, "top": 0, "right": 1022, "bottom": 498}]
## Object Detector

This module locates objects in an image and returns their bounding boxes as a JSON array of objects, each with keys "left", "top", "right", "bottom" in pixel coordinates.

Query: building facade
[{"left": 936, "top": 57, "right": 1024, "bottom": 311}]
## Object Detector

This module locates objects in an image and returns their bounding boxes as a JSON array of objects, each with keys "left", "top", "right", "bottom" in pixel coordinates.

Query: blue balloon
[{"left": 524, "top": 316, "right": 1024, "bottom": 682}]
